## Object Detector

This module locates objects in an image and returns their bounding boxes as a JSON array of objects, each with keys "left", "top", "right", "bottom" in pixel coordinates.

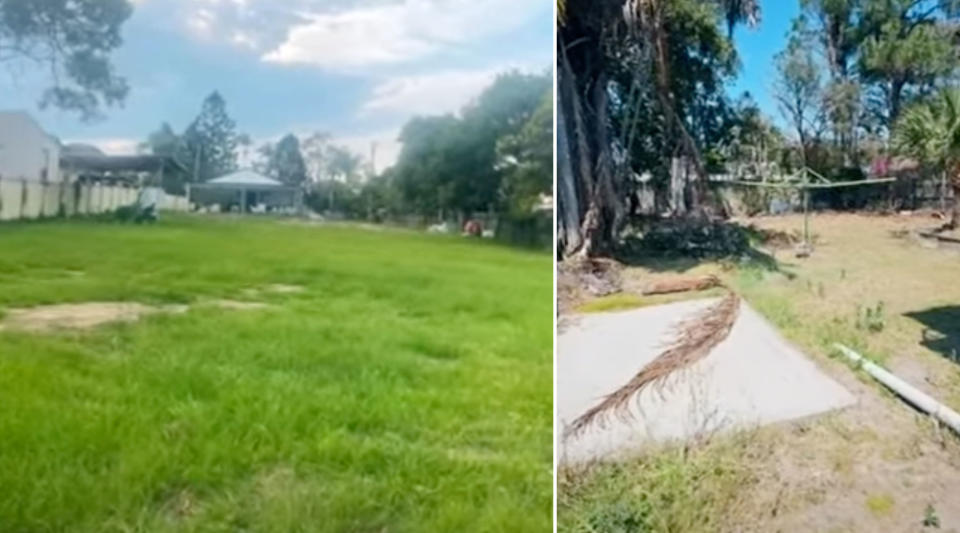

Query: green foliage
[
  {"left": 893, "top": 88, "right": 960, "bottom": 170},
  {"left": 924, "top": 503, "right": 941, "bottom": 528},
  {"left": 179, "top": 91, "right": 239, "bottom": 182},
  {"left": 392, "top": 71, "right": 552, "bottom": 219},
  {"left": 859, "top": 0, "right": 958, "bottom": 122},
  {"left": 856, "top": 301, "right": 886, "bottom": 332},
  {"left": 140, "top": 123, "right": 190, "bottom": 194},
  {"left": 497, "top": 92, "right": 553, "bottom": 215},
  {"left": 0, "top": 0, "right": 132, "bottom": 120},
  {"left": 609, "top": 0, "right": 743, "bottom": 183},
  {"left": 266, "top": 134, "right": 308, "bottom": 187},
  {"left": 559, "top": 435, "right": 758, "bottom": 533},
  {"left": 326, "top": 145, "right": 364, "bottom": 185},
  {"left": 865, "top": 493, "right": 895, "bottom": 516}
]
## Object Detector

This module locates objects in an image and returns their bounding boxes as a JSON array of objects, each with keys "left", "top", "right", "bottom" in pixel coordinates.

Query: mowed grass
[{"left": 0, "top": 215, "right": 552, "bottom": 532}]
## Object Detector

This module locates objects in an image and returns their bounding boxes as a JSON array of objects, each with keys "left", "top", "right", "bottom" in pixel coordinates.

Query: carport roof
[{"left": 207, "top": 170, "right": 284, "bottom": 187}]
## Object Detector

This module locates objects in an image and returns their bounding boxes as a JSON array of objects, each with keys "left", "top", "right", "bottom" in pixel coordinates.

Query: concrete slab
[{"left": 558, "top": 298, "right": 856, "bottom": 463}]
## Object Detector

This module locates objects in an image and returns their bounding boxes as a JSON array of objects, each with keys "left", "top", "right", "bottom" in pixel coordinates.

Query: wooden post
[{"left": 802, "top": 168, "right": 810, "bottom": 247}]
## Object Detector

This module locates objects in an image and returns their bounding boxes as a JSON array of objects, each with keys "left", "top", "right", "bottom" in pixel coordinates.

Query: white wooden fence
[{"left": 0, "top": 179, "right": 189, "bottom": 222}]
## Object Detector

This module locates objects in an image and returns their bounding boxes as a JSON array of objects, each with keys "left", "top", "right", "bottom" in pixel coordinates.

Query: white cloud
[
  {"left": 186, "top": 7, "right": 215, "bottom": 35},
  {"left": 361, "top": 68, "right": 498, "bottom": 117},
  {"left": 260, "top": 0, "right": 543, "bottom": 69},
  {"left": 65, "top": 138, "right": 141, "bottom": 155}
]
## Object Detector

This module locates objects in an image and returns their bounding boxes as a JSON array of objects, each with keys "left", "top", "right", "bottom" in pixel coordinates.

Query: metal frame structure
[{"left": 728, "top": 167, "right": 896, "bottom": 248}]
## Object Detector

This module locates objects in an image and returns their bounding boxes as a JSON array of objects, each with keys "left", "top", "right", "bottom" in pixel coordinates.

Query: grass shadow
[{"left": 904, "top": 306, "right": 960, "bottom": 364}]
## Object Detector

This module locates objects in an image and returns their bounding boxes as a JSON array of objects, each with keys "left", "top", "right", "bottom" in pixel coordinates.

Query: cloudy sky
[{"left": 0, "top": 0, "right": 552, "bottom": 172}]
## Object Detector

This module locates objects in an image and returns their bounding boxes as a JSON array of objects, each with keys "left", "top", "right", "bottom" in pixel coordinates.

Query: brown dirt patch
[
  {"left": 206, "top": 300, "right": 271, "bottom": 311},
  {"left": 263, "top": 284, "right": 305, "bottom": 294},
  {"left": 0, "top": 302, "right": 188, "bottom": 332}
]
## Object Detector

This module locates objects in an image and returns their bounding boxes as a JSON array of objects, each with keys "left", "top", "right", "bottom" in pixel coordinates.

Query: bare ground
[{"left": 0, "top": 302, "right": 188, "bottom": 332}]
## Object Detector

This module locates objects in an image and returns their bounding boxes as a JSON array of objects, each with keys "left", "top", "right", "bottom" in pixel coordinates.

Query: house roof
[
  {"left": 62, "top": 143, "right": 106, "bottom": 157},
  {"left": 60, "top": 153, "right": 185, "bottom": 173},
  {"left": 207, "top": 170, "right": 284, "bottom": 187},
  {"left": 0, "top": 110, "right": 60, "bottom": 145}
]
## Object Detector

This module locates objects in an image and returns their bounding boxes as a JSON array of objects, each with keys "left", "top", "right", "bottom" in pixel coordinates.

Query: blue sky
[
  {"left": 729, "top": 1, "right": 800, "bottom": 123},
  {"left": 0, "top": 0, "right": 552, "bottom": 171}
]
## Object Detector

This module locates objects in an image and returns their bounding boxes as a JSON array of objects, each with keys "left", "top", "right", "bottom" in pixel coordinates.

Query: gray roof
[
  {"left": 60, "top": 153, "right": 184, "bottom": 173},
  {"left": 208, "top": 170, "right": 283, "bottom": 187},
  {"left": 63, "top": 143, "right": 106, "bottom": 157}
]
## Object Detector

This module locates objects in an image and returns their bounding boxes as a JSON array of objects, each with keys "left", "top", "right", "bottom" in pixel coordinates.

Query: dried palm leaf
[{"left": 565, "top": 289, "right": 740, "bottom": 437}]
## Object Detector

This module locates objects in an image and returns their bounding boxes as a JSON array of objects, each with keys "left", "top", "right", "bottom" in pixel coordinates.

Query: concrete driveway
[{"left": 558, "top": 298, "right": 856, "bottom": 463}]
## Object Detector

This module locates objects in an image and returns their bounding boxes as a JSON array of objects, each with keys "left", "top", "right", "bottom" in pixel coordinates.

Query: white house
[{"left": 0, "top": 111, "right": 62, "bottom": 182}]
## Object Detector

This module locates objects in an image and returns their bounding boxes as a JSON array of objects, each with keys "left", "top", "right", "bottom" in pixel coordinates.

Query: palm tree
[{"left": 892, "top": 87, "right": 960, "bottom": 228}]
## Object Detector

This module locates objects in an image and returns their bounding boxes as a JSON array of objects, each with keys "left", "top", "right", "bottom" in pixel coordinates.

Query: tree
[
  {"left": 859, "top": 0, "right": 958, "bottom": 128},
  {"left": 497, "top": 92, "right": 554, "bottom": 215},
  {"left": 236, "top": 133, "right": 253, "bottom": 165},
  {"left": 139, "top": 122, "right": 188, "bottom": 193},
  {"left": 393, "top": 115, "right": 460, "bottom": 218},
  {"left": 892, "top": 87, "right": 960, "bottom": 228},
  {"left": 558, "top": 0, "right": 760, "bottom": 257},
  {"left": 180, "top": 91, "right": 239, "bottom": 182},
  {"left": 302, "top": 132, "right": 332, "bottom": 183},
  {"left": 139, "top": 123, "right": 179, "bottom": 157},
  {"left": 774, "top": 25, "right": 823, "bottom": 166},
  {"left": 0, "top": 0, "right": 132, "bottom": 120},
  {"left": 391, "top": 71, "right": 551, "bottom": 220},
  {"left": 327, "top": 145, "right": 363, "bottom": 186},
  {"left": 266, "top": 134, "right": 307, "bottom": 186}
]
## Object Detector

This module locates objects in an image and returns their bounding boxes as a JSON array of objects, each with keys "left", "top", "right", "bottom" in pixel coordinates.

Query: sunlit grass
[{"left": 0, "top": 214, "right": 552, "bottom": 532}]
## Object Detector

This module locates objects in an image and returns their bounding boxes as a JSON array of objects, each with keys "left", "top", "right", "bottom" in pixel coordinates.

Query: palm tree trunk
[
  {"left": 557, "top": 95, "right": 582, "bottom": 254},
  {"left": 638, "top": 0, "right": 720, "bottom": 218},
  {"left": 950, "top": 163, "right": 960, "bottom": 229}
]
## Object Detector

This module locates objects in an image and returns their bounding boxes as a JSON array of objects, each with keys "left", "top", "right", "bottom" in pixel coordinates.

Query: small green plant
[
  {"left": 856, "top": 301, "right": 885, "bottom": 332},
  {"left": 866, "top": 493, "right": 895, "bottom": 516},
  {"left": 924, "top": 503, "right": 941, "bottom": 528}
]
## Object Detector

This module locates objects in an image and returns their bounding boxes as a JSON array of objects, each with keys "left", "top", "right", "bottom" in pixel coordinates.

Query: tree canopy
[
  {"left": 180, "top": 91, "right": 239, "bottom": 182},
  {"left": 0, "top": 0, "right": 133, "bottom": 120},
  {"left": 266, "top": 134, "right": 308, "bottom": 187},
  {"left": 390, "top": 70, "right": 552, "bottom": 219}
]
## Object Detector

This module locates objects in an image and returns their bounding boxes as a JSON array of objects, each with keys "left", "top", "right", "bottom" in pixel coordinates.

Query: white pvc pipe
[{"left": 834, "top": 343, "right": 960, "bottom": 435}]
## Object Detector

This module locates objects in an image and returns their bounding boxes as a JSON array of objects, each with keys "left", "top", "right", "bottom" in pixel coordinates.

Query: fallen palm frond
[
  {"left": 642, "top": 274, "right": 721, "bottom": 296},
  {"left": 565, "top": 286, "right": 740, "bottom": 437}
]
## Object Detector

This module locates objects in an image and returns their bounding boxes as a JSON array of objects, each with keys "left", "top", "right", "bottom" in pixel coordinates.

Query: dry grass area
[{"left": 559, "top": 213, "right": 960, "bottom": 533}]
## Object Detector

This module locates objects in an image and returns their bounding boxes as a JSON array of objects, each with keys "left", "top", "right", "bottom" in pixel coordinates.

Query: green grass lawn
[{"left": 0, "top": 215, "right": 552, "bottom": 532}]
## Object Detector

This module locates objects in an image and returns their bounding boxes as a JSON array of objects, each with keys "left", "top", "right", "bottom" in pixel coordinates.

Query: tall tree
[
  {"left": 139, "top": 122, "right": 189, "bottom": 193},
  {"left": 0, "top": 0, "right": 132, "bottom": 120},
  {"left": 558, "top": 0, "right": 760, "bottom": 257},
  {"left": 180, "top": 91, "right": 239, "bottom": 182},
  {"left": 139, "top": 123, "right": 179, "bottom": 157},
  {"left": 301, "top": 132, "right": 333, "bottom": 184},
  {"left": 497, "top": 92, "right": 554, "bottom": 215},
  {"left": 266, "top": 134, "right": 308, "bottom": 186},
  {"left": 774, "top": 25, "right": 823, "bottom": 166},
  {"left": 859, "top": 0, "right": 958, "bottom": 128},
  {"left": 327, "top": 145, "right": 364, "bottom": 186},
  {"left": 392, "top": 71, "right": 551, "bottom": 219},
  {"left": 892, "top": 87, "right": 960, "bottom": 228}
]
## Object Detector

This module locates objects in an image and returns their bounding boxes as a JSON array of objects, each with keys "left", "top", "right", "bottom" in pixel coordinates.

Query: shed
[{"left": 187, "top": 170, "right": 303, "bottom": 214}]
